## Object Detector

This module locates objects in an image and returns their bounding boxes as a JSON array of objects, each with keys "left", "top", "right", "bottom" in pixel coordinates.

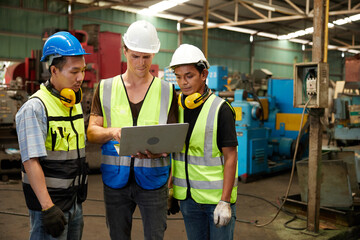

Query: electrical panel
[{"left": 293, "top": 62, "right": 329, "bottom": 108}]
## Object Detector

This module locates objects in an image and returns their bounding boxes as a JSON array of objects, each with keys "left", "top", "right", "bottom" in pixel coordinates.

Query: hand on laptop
[{"left": 132, "top": 150, "right": 168, "bottom": 159}]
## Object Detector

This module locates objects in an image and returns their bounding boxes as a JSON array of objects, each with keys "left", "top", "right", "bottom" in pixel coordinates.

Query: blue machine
[
  {"left": 334, "top": 94, "right": 360, "bottom": 144},
  {"left": 231, "top": 79, "right": 309, "bottom": 182},
  {"left": 163, "top": 67, "right": 180, "bottom": 90},
  {"left": 164, "top": 65, "right": 228, "bottom": 91},
  {"left": 207, "top": 66, "right": 228, "bottom": 91}
]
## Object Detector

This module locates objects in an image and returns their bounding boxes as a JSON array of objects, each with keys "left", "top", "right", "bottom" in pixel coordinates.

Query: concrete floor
[
  {"left": 0, "top": 142, "right": 360, "bottom": 239},
  {"left": 1, "top": 170, "right": 359, "bottom": 239}
]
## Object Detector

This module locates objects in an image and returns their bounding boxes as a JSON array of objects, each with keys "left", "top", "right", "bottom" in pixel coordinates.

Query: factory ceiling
[{"left": 72, "top": 0, "right": 360, "bottom": 51}]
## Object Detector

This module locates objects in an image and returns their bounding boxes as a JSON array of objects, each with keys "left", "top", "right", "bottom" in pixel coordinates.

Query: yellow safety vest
[
  {"left": 22, "top": 84, "right": 87, "bottom": 211},
  {"left": 173, "top": 94, "right": 238, "bottom": 204}
]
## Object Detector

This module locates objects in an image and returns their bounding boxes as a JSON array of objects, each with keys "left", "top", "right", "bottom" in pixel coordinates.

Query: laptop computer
[{"left": 114, "top": 123, "right": 189, "bottom": 156}]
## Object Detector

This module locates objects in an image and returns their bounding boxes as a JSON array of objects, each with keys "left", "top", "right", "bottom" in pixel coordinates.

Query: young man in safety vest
[
  {"left": 15, "top": 31, "right": 89, "bottom": 239},
  {"left": 87, "top": 20, "right": 178, "bottom": 239},
  {"left": 169, "top": 44, "right": 238, "bottom": 240}
]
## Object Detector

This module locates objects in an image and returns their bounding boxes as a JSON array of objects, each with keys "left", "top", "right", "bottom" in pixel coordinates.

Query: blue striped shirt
[{"left": 15, "top": 98, "right": 47, "bottom": 162}]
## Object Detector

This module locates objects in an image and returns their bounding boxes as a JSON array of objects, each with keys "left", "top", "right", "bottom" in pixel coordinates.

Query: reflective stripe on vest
[
  {"left": 173, "top": 94, "right": 238, "bottom": 204},
  {"left": 22, "top": 172, "right": 82, "bottom": 188},
  {"left": 99, "top": 76, "right": 172, "bottom": 189},
  {"left": 23, "top": 84, "right": 87, "bottom": 211}
]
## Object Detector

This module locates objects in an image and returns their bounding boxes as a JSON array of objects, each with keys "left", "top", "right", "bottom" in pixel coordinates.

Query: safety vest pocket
[
  {"left": 134, "top": 166, "right": 170, "bottom": 190},
  {"left": 100, "top": 164, "right": 130, "bottom": 189}
]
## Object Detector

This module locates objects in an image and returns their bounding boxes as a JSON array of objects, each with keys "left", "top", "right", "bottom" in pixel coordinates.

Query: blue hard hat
[{"left": 40, "top": 31, "right": 90, "bottom": 62}]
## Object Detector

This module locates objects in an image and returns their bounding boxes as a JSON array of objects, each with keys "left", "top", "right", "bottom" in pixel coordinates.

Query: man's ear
[
  {"left": 50, "top": 65, "right": 58, "bottom": 76},
  {"left": 201, "top": 69, "right": 209, "bottom": 80}
]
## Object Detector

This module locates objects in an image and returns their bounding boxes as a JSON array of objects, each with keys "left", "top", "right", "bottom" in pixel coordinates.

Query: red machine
[{"left": 6, "top": 25, "right": 159, "bottom": 93}]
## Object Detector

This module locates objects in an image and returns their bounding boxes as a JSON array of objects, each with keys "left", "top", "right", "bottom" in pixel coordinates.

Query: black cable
[
  {"left": 283, "top": 216, "right": 306, "bottom": 231},
  {"left": 237, "top": 192, "right": 307, "bottom": 230}
]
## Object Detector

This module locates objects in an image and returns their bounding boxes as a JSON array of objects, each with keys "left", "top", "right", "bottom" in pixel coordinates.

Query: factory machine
[
  {"left": 164, "top": 66, "right": 310, "bottom": 182},
  {"left": 333, "top": 54, "right": 360, "bottom": 146},
  {"left": 232, "top": 78, "right": 310, "bottom": 182}
]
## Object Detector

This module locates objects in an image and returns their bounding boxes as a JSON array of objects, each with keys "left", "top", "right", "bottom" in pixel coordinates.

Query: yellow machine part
[
  {"left": 276, "top": 113, "right": 308, "bottom": 131},
  {"left": 259, "top": 98, "right": 269, "bottom": 121},
  {"left": 233, "top": 107, "right": 242, "bottom": 121}
]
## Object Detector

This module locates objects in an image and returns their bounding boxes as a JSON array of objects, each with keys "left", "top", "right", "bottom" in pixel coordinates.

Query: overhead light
[
  {"left": 257, "top": 32, "right": 278, "bottom": 39},
  {"left": 350, "top": 14, "right": 360, "bottom": 21},
  {"left": 302, "top": 44, "right": 305, "bottom": 51},
  {"left": 250, "top": 35, "right": 253, "bottom": 42},
  {"left": 333, "top": 17, "right": 351, "bottom": 25},
  {"left": 138, "top": 0, "right": 189, "bottom": 15},
  {"left": 348, "top": 49, "right": 360, "bottom": 54},
  {"left": 341, "top": 52, "right": 345, "bottom": 58},
  {"left": 289, "top": 38, "right": 309, "bottom": 44},
  {"left": 252, "top": 3, "right": 275, "bottom": 12},
  {"left": 149, "top": 1, "right": 177, "bottom": 12},
  {"left": 219, "top": 26, "right": 257, "bottom": 35},
  {"left": 305, "top": 27, "right": 313, "bottom": 34}
]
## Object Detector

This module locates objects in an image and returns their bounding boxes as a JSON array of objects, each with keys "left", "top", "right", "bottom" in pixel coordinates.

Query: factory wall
[{"left": 0, "top": 0, "right": 353, "bottom": 80}]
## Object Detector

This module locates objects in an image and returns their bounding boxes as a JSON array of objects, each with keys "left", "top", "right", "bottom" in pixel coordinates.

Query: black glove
[
  {"left": 42, "top": 205, "right": 67, "bottom": 238},
  {"left": 167, "top": 188, "right": 180, "bottom": 215}
]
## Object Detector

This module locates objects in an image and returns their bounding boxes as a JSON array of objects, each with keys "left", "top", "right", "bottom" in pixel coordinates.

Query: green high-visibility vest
[{"left": 173, "top": 94, "right": 238, "bottom": 204}]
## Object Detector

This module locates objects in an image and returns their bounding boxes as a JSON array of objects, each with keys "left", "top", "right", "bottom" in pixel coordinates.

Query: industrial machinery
[
  {"left": 232, "top": 78, "right": 309, "bottom": 182},
  {"left": 333, "top": 54, "right": 360, "bottom": 146}
]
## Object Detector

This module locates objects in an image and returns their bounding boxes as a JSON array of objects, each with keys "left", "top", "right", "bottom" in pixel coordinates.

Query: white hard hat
[
  {"left": 169, "top": 44, "right": 210, "bottom": 69},
  {"left": 123, "top": 20, "right": 160, "bottom": 53}
]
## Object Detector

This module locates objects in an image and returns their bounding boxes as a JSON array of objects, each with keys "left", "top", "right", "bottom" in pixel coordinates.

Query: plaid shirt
[{"left": 15, "top": 98, "right": 47, "bottom": 162}]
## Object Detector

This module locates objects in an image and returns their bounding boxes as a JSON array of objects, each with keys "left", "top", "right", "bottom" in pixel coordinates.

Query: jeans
[
  {"left": 103, "top": 181, "right": 168, "bottom": 240},
  {"left": 180, "top": 198, "right": 236, "bottom": 240},
  {"left": 28, "top": 202, "right": 84, "bottom": 240}
]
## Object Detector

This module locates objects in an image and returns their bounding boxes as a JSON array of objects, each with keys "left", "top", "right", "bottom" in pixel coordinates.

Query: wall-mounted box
[{"left": 293, "top": 62, "right": 329, "bottom": 108}]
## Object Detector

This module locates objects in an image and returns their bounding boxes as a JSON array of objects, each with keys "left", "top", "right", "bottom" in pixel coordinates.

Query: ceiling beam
[
  {"left": 181, "top": 14, "right": 309, "bottom": 31},
  {"left": 353, "top": 2, "right": 360, "bottom": 9},
  {"left": 180, "top": 1, "right": 234, "bottom": 23},
  {"left": 238, "top": 0, "right": 299, "bottom": 15},
  {"left": 284, "top": 0, "right": 305, "bottom": 14},
  {"left": 239, "top": 2, "right": 267, "bottom": 19},
  {"left": 210, "top": 12, "right": 234, "bottom": 23},
  {"left": 180, "top": 7, "right": 360, "bottom": 32},
  {"left": 331, "top": 37, "right": 351, "bottom": 47}
]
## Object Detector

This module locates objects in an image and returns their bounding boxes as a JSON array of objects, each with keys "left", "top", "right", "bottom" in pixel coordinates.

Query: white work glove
[{"left": 213, "top": 200, "right": 231, "bottom": 227}]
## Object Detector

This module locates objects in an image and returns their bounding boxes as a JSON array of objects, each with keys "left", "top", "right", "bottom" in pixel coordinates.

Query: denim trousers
[
  {"left": 180, "top": 198, "right": 236, "bottom": 240},
  {"left": 103, "top": 181, "right": 168, "bottom": 240},
  {"left": 28, "top": 202, "right": 84, "bottom": 240}
]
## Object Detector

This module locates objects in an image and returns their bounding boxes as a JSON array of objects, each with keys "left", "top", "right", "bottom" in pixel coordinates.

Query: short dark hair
[
  {"left": 48, "top": 56, "right": 67, "bottom": 74},
  {"left": 194, "top": 62, "right": 206, "bottom": 74}
]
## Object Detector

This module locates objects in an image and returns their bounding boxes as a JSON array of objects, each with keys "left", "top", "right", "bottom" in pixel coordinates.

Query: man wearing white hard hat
[
  {"left": 87, "top": 20, "right": 178, "bottom": 239},
  {"left": 169, "top": 44, "right": 238, "bottom": 240}
]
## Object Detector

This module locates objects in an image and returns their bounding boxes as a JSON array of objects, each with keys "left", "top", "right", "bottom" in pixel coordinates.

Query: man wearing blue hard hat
[{"left": 15, "top": 31, "right": 90, "bottom": 239}]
